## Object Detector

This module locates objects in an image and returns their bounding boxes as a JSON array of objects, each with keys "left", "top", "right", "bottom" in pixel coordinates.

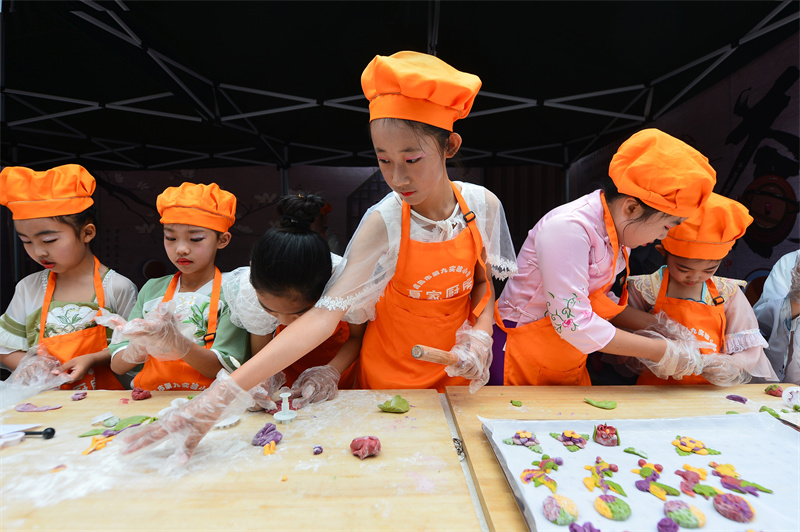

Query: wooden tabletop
[
  {"left": 1, "top": 389, "right": 479, "bottom": 531},
  {"left": 445, "top": 383, "right": 798, "bottom": 532}
]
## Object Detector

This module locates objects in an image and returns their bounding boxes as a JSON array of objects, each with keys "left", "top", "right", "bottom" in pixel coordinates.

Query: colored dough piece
[
  {"left": 131, "top": 387, "right": 152, "bottom": 400},
  {"left": 584, "top": 398, "right": 616, "bottom": 410},
  {"left": 568, "top": 522, "right": 601, "bottom": 532},
  {"left": 657, "top": 517, "right": 679, "bottom": 532},
  {"left": 378, "top": 395, "right": 409, "bottom": 413},
  {"left": 350, "top": 436, "right": 381, "bottom": 459},
  {"left": 252, "top": 422, "right": 283, "bottom": 447},
  {"left": 592, "top": 424, "right": 619, "bottom": 447},
  {"left": 550, "top": 430, "right": 589, "bottom": 451},
  {"left": 503, "top": 430, "right": 542, "bottom": 453},
  {"left": 14, "top": 403, "right": 62, "bottom": 412},
  {"left": 764, "top": 384, "right": 783, "bottom": 397},
  {"left": 672, "top": 435, "right": 720, "bottom": 456},
  {"left": 542, "top": 494, "right": 579, "bottom": 525},
  {"left": 583, "top": 456, "right": 626, "bottom": 496},
  {"left": 593, "top": 495, "right": 631, "bottom": 521},
  {"left": 664, "top": 500, "right": 705, "bottom": 528},
  {"left": 725, "top": 394, "right": 747, "bottom": 403},
  {"left": 71, "top": 391, "right": 87, "bottom": 401},
  {"left": 713, "top": 493, "right": 755, "bottom": 523}
]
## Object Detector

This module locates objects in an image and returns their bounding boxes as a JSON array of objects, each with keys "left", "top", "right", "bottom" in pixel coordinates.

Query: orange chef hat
[
  {"left": 662, "top": 193, "right": 753, "bottom": 260},
  {"left": 361, "top": 51, "right": 482, "bottom": 131},
  {"left": 157, "top": 182, "right": 236, "bottom": 232},
  {"left": 609, "top": 129, "right": 716, "bottom": 218},
  {"left": 0, "top": 164, "right": 95, "bottom": 220}
]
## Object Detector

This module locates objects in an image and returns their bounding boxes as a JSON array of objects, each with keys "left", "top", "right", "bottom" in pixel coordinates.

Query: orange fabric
[
  {"left": 157, "top": 182, "right": 236, "bottom": 232},
  {"left": 663, "top": 193, "right": 753, "bottom": 260},
  {"left": 361, "top": 51, "right": 481, "bottom": 131},
  {"left": 637, "top": 269, "right": 725, "bottom": 385},
  {"left": 0, "top": 164, "right": 95, "bottom": 220},
  {"left": 38, "top": 256, "right": 123, "bottom": 390},
  {"left": 358, "top": 182, "right": 489, "bottom": 392},
  {"left": 132, "top": 269, "right": 222, "bottom": 391},
  {"left": 608, "top": 129, "right": 716, "bottom": 217},
  {"left": 277, "top": 321, "right": 353, "bottom": 387},
  {"left": 497, "top": 194, "right": 629, "bottom": 386}
]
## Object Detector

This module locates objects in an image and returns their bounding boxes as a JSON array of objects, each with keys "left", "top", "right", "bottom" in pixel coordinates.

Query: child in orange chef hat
[
  {"left": 109, "top": 182, "right": 248, "bottom": 392},
  {"left": 627, "top": 193, "right": 778, "bottom": 385},
  {"left": 0, "top": 164, "right": 138, "bottom": 390}
]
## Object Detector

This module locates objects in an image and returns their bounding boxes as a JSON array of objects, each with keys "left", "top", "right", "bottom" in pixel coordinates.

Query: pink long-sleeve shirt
[{"left": 497, "top": 190, "right": 626, "bottom": 354}]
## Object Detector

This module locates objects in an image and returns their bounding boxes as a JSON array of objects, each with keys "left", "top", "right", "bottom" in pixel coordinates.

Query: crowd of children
[{"left": 1, "top": 51, "right": 795, "bottom": 466}]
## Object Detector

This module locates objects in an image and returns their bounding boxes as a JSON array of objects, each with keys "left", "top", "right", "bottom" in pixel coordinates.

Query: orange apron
[
  {"left": 277, "top": 321, "right": 355, "bottom": 388},
  {"left": 496, "top": 193, "right": 629, "bottom": 386},
  {"left": 39, "top": 256, "right": 123, "bottom": 390},
  {"left": 637, "top": 270, "right": 725, "bottom": 385},
  {"left": 358, "top": 182, "right": 491, "bottom": 392},
  {"left": 133, "top": 268, "right": 221, "bottom": 391}
]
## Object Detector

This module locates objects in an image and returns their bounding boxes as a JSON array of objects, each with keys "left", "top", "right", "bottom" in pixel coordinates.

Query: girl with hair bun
[{"left": 223, "top": 193, "right": 363, "bottom": 410}]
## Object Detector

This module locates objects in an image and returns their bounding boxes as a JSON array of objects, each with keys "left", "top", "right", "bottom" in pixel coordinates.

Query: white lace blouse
[{"left": 316, "top": 181, "right": 517, "bottom": 324}]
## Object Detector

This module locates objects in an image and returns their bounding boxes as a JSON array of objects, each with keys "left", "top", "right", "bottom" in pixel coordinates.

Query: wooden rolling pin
[{"left": 411, "top": 345, "right": 459, "bottom": 365}]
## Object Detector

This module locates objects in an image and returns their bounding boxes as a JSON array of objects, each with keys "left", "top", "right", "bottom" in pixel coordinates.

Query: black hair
[
  {"left": 601, "top": 177, "right": 669, "bottom": 224},
  {"left": 52, "top": 205, "right": 97, "bottom": 236},
  {"left": 250, "top": 194, "right": 332, "bottom": 304},
  {"left": 369, "top": 118, "right": 460, "bottom": 161}
]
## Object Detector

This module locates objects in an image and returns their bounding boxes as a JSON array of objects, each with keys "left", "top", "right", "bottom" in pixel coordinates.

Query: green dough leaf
[
  {"left": 651, "top": 482, "right": 680, "bottom": 496},
  {"left": 584, "top": 398, "right": 617, "bottom": 409},
  {"left": 378, "top": 395, "right": 410, "bottom": 413},
  {"left": 510, "top": 400, "right": 522, "bottom": 407},
  {"left": 502, "top": 438, "right": 514, "bottom": 445},
  {"left": 113, "top": 415, "right": 153, "bottom": 431},
  {"left": 623, "top": 447, "right": 647, "bottom": 458},
  {"left": 759, "top": 405, "right": 780, "bottom": 419},
  {"left": 565, "top": 445, "right": 581, "bottom": 452},
  {"left": 606, "top": 480, "right": 627, "bottom": 497},
  {"left": 693, "top": 484, "right": 719, "bottom": 499},
  {"left": 707, "top": 448, "right": 721, "bottom": 455},
  {"left": 527, "top": 444, "right": 543, "bottom": 454},
  {"left": 794, "top": 404, "right": 800, "bottom": 412},
  {"left": 78, "top": 428, "right": 106, "bottom": 438},
  {"left": 726, "top": 411, "right": 740, "bottom": 414},
  {"left": 674, "top": 447, "right": 692, "bottom": 456}
]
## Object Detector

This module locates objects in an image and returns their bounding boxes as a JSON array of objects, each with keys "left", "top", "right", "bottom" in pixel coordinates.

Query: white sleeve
[
  {"left": 221, "top": 267, "right": 279, "bottom": 335},
  {"left": 461, "top": 183, "right": 518, "bottom": 280},
  {"left": 0, "top": 272, "right": 47, "bottom": 354},
  {"left": 316, "top": 196, "right": 398, "bottom": 324},
  {"left": 105, "top": 271, "right": 139, "bottom": 319}
]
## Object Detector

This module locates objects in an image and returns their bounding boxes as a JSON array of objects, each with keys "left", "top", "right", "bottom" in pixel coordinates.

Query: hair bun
[{"left": 277, "top": 193, "right": 326, "bottom": 230}]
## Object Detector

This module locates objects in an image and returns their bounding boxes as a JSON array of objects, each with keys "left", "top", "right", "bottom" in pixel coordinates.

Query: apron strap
[
  {"left": 599, "top": 192, "right": 630, "bottom": 306},
  {"left": 161, "top": 269, "right": 221, "bottom": 349},
  {"left": 450, "top": 182, "right": 491, "bottom": 318},
  {"left": 39, "top": 256, "right": 105, "bottom": 345}
]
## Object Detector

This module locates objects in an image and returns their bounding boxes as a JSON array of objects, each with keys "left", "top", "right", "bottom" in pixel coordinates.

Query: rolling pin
[{"left": 411, "top": 345, "right": 459, "bottom": 365}]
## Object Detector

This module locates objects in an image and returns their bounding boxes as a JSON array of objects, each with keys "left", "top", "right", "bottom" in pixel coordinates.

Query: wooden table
[
  {"left": 445, "top": 383, "right": 798, "bottom": 532},
  {"left": 1, "top": 389, "right": 480, "bottom": 531}
]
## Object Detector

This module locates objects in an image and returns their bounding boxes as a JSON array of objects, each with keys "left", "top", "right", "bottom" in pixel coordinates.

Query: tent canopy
[{"left": 1, "top": 1, "right": 798, "bottom": 170}]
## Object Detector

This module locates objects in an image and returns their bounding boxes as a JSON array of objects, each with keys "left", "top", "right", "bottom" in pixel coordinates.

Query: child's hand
[
  {"left": 248, "top": 372, "right": 286, "bottom": 411},
  {"left": 54, "top": 356, "right": 94, "bottom": 382},
  {"left": 121, "top": 370, "right": 254, "bottom": 468},
  {"left": 634, "top": 329, "right": 709, "bottom": 380},
  {"left": 700, "top": 354, "right": 751, "bottom": 386},
  {"left": 121, "top": 303, "right": 193, "bottom": 360},
  {"left": 290, "top": 365, "right": 340, "bottom": 409},
  {"left": 445, "top": 320, "right": 493, "bottom": 394},
  {"left": 7, "top": 345, "right": 70, "bottom": 388}
]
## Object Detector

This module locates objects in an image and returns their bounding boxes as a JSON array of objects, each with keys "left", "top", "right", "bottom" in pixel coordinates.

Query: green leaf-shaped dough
[
  {"left": 78, "top": 428, "right": 106, "bottom": 438},
  {"left": 113, "top": 415, "right": 153, "bottom": 431},
  {"left": 584, "top": 398, "right": 617, "bottom": 409},
  {"left": 378, "top": 395, "right": 410, "bottom": 413}
]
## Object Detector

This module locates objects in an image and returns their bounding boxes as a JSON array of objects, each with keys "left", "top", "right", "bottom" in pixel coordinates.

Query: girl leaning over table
[
  {"left": 119, "top": 50, "right": 517, "bottom": 465},
  {"left": 0, "top": 165, "right": 138, "bottom": 390},
  {"left": 494, "top": 129, "right": 717, "bottom": 386}
]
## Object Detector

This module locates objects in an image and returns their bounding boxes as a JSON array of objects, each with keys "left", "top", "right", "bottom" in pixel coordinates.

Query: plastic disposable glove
[
  {"left": 789, "top": 254, "right": 800, "bottom": 304},
  {"left": 648, "top": 311, "right": 701, "bottom": 343},
  {"left": 108, "top": 302, "right": 193, "bottom": 361},
  {"left": 121, "top": 370, "right": 253, "bottom": 467},
  {"left": 445, "top": 320, "right": 493, "bottom": 394},
  {"left": 700, "top": 354, "right": 752, "bottom": 386},
  {"left": 633, "top": 329, "right": 709, "bottom": 380},
  {"left": 94, "top": 309, "right": 153, "bottom": 364},
  {"left": 290, "top": 365, "right": 340, "bottom": 409},
  {"left": 0, "top": 346, "right": 71, "bottom": 410},
  {"left": 248, "top": 371, "right": 286, "bottom": 412}
]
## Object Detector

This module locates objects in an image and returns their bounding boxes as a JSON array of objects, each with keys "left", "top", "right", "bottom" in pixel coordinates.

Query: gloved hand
[
  {"left": 701, "top": 354, "right": 752, "bottom": 386},
  {"left": 633, "top": 329, "right": 709, "bottom": 380},
  {"left": 445, "top": 320, "right": 493, "bottom": 394},
  {"left": 117, "top": 302, "right": 194, "bottom": 361},
  {"left": 248, "top": 371, "right": 286, "bottom": 412},
  {"left": 789, "top": 254, "right": 800, "bottom": 304},
  {"left": 7, "top": 345, "right": 65, "bottom": 386},
  {"left": 290, "top": 365, "right": 340, "bottom": 409},
  {"left": 94, "top": 309, "right": 158, "bottom": 364},
  {"left": 648, "top": 311, "right": 700, "bottom": 342},
  {"left": 121, "top": 370, "right": 253, "bottom": 467}
]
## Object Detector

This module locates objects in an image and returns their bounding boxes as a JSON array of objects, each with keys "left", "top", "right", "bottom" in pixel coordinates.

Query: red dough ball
[
  {"left": 131, "top": 387, "right": 152, "bottom": 401},
  {"left": 350, "top": 436, "right": 381, "bottom": 460}
]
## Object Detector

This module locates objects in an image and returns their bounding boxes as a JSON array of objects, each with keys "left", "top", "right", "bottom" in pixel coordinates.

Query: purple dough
[
  {"left": 657, "top": 518, "right": 679, "bottom": 532},
  {"left": 71, "top": 391, "right": 87, "bottom": 401},
  {"left": 14, "top": 403, "right": 62, "bottom": 412},
  {"left": 569, "top": 522, "right": 601, "bottom": 532},
  {"left": 252, "top": 422, "right": 283, "bottom": 447},
  {"left": 725, "top": 394, "right": 747, "bottom": 404},
  {"left": 313, "top": 445, "right": 323, "bottom": 455}
]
